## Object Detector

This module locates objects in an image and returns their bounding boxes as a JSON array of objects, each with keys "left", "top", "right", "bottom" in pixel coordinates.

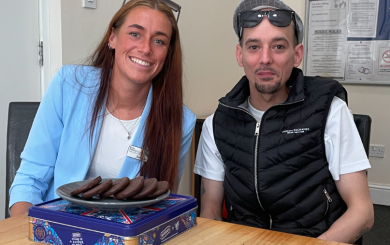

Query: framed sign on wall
[{"left": 304, "top": 0, "right": 390, "bottom": 85}]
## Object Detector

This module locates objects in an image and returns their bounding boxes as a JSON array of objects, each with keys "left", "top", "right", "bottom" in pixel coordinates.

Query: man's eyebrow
[
  {"left": 244, "top": 38, "right": 260, "bottom": 46},
  {"left": 127, "top": 24, "right": 169, "bottom": 39},
  {"left": 272, "top": 37, "right": 290, "bottom": 43},
  {"left": 244, "top": 36, "right": 291, "bottom": 46}
]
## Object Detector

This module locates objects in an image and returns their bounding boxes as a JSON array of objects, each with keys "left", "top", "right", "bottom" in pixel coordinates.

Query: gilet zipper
[
  {"left": 219, "top": 98, "right": 304, "bottom": 230},
  {"left": 323, "top": 188, "right": 333, "bottom": 215}
]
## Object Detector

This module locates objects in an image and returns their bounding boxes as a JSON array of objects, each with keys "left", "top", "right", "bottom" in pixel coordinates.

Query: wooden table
[{"left": 0, "top": 214, "right": 348, "bottom": 245}]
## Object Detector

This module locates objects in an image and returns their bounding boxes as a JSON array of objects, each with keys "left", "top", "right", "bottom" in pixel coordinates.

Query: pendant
[{"left": 127, "top": 133, "right": 131, "bottom": 139}]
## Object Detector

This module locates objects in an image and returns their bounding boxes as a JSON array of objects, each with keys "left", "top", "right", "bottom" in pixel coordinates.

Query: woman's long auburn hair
[{"left": 86, "top": 0, "right": 183, "bottom": 192}]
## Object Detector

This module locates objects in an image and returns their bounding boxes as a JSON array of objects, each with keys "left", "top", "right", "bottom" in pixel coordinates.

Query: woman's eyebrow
[{"left": 127, "top": 24, "right": 169, "bottom": 38}]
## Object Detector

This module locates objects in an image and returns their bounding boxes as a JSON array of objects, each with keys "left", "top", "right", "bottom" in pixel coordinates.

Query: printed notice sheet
[
  {"left": 347, "top": 0, "right": 379, "bottom": 38},
  {"left": 306, "top": 0, "right": 347, "bottom": 79},
  {"left": 372, "top": 41, "right": 390, "bottom": 83},
  {"left": 378, "top": 47, "right": 390, "bottom": 75},
  {"left": 345, "top": 41, "right": 375, "bottom": 81}
]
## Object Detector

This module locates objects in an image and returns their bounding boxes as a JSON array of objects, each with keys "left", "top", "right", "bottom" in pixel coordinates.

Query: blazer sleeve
[{"left": 9, "top": 67, "right": 66, "bottom": 207}]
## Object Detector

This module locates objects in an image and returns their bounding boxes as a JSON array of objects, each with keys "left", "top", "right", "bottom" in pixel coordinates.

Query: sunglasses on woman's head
[
  {"left": 237, "top": 9, "right": 297, "bottom": 40},
  {"left": 122, "top": 0, "right": 181, "bottom": 22}
]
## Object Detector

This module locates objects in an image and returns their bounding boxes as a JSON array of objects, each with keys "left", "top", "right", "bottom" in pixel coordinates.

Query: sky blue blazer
[{"left": 9, "top": 65, "right": 196, "bottom": 208}]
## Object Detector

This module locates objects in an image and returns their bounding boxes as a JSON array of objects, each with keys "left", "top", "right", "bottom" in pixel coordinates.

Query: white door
[{"left": 0, "top": 0, "right": 41, "bottom": 220}]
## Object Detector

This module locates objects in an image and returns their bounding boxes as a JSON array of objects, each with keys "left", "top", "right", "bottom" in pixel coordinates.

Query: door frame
[{"left": 40, "top": 0, "right": 62, "bottom": 96}]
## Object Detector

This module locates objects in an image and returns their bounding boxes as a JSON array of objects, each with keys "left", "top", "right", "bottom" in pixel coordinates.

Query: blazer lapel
[{"left": 118, "top": 85, "right": 153, "bottom": 178}]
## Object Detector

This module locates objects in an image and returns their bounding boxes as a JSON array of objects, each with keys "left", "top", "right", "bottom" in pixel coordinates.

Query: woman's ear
[{"left": 109, "top": 28, "right": 117, "bottom": 49}]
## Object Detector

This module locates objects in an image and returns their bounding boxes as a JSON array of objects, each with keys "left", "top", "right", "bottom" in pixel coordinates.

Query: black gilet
[{"left": 213, "top": 68, "right": 348, "bottom": 237}]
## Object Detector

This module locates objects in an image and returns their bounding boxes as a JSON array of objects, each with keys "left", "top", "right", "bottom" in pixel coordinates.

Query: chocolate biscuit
[
  {"left": 131, "top": 178, "right": 158, "bottom": 200},
  {"left": 100, "top": 177, "right": 130, "bottom": 199},
  {"left": 146, "top": 181, "right": 169, "bottom": 199},
  {"left": 115, "top": 176, "right": 145, "bottom": 200},
  {"left": 81, "top": 179, "right": 113, "bottom": 199},
  {"left": 71, "top": 176, "right": 102, "bottom": 196}
]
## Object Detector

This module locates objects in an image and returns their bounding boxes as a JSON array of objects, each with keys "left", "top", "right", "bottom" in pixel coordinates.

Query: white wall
[
  {"left": 345, "top": 85, "right": 390, "bottom": 186},
  {"left": 345, "top": 85, "right": 390, "bottom": 205},
  {"left": 61, "top": 0, "right": 123, "bottom": 65}
]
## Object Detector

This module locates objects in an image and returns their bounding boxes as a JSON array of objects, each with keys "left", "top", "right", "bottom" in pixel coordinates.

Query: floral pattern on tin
[
  {"left": 32, "top": 218, "right": 63, "bottom": 245},
  {"left": 94, "top": 234, "right": 125, "bottom": 245}
]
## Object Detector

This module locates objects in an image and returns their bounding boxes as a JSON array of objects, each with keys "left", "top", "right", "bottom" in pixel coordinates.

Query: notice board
[{"left": 304, "top": 0, "right": 390, "bottom": 85}]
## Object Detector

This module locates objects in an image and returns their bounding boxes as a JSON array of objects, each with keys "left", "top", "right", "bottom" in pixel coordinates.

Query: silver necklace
[
  {"left": 118, "top": 115, "right": 140, "bottom": 139},
  {"left": 109, "top": 102, "right": 146, "bottom": 139}
]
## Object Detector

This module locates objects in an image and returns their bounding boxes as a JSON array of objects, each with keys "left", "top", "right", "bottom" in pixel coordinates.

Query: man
[{"left": 194, "top": 0, "right": 374, "bottom": 243}]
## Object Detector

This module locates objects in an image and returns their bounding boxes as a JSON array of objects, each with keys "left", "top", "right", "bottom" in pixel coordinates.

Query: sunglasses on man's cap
[{"left": 237, "top": 9, "right": 297, "bottom": 40}]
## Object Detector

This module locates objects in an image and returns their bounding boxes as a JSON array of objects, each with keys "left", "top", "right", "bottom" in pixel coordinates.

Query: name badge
[{"left": 127, "top": 145, "right": 148, "bottom": 162}]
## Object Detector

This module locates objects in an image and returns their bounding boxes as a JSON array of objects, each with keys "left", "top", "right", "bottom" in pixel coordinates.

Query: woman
[{"left": 9, "top": 0, "right": 195, "bottom": 216}]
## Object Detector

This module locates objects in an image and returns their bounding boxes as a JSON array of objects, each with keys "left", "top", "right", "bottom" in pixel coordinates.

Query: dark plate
[{"left": 56, "top": 178, "right": 170, "bottom": 210}]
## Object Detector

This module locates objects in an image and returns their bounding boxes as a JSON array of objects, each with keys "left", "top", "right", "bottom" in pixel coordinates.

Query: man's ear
[
  {"left": 293, "top": 43, "right": 304, "bottom": 67},
  {"left": 236, "top": 43, "right": 243, "bottom": 67},
  {"left": 108, "top": 28, "right": 117, "bottom": 49}
]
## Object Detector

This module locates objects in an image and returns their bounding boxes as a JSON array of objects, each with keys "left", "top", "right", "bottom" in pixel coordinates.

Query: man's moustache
[{"left": 255, "top": 66, "right": 279, "bottom": 75}]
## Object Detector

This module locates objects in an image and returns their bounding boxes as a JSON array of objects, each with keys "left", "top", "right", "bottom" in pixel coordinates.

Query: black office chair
[
  {"left": 193, "top": 114, "right": 372, "bottom": 245},
  {"left": 5, "top": 102, "right": 40, "bottom": 218},
  {"left": 353, "top": 114, "right": 371, "bottom": 158}
]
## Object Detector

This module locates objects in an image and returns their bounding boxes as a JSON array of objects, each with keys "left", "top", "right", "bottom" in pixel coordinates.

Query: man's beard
[
  {"left": 254, "top": 66, "right": 282, "bottom": 94},
  {"left": 255, "top": 78, "right": 282, "bottom": 94}
]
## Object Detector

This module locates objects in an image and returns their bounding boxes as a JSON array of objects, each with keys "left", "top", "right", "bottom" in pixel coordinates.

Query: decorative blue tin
[{"left": 28, "top": 194, "right": 197, "bottom": 245}]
